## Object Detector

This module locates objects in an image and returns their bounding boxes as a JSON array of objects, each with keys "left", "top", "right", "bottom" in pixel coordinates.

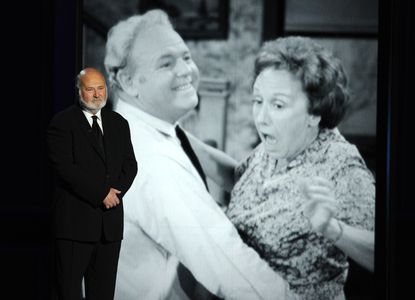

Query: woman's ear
[
  {"left": 117, "top": 71, "right": 139, "bottom": 97},
  {"left": 308, "top": 114, "right": 321, "bottom": 128}
]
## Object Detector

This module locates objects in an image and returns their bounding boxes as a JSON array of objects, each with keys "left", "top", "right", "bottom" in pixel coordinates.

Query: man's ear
[{"left": 117, "top": 71, "right": 139, "bottom": 97}]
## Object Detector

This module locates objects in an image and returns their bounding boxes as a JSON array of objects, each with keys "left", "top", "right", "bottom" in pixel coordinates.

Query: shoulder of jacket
[
  {"left": 104, "top": 108, "right": 128, "bottom": 124},
  {"left": 49, "top": 105, "right": 79, "bottom": 124}
]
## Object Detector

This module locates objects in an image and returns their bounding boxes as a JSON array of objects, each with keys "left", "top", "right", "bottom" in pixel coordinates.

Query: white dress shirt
[
  {"left": 82, "top": 109, "right": 104, "bottom": 134},
  {"left": 113, "top": 99, "right": 291, "bottom": 300}
]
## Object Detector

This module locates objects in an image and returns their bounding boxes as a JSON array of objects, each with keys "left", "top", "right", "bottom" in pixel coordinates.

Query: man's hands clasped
[{"left": 103, "top": 188, "right": 121, "bottom": 209}]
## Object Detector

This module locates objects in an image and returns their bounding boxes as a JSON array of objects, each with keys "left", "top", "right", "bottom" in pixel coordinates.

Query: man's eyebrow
[
  {"left": 157, "top": 54, "right": 174, "bottom": 61},
  {"left": 156, "top": 50, "right": 190, "bottom": 61}
]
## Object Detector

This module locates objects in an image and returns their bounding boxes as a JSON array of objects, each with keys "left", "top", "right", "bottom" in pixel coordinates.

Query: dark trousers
[{"left": 54, "top": 239, "right": 121, "bottom": 300}]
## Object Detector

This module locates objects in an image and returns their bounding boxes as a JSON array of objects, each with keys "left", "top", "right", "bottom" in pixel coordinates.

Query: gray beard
[{"left": 79, "top": 97, "right": 107, "bottom": 114}]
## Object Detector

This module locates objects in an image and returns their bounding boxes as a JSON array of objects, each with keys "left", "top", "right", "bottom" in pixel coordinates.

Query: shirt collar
[
  {"left": 116, "top": 98, "right": 177, "bottom": 139},
  {"left": 82, "top": 109, "right": 102, "bottom": 121}
]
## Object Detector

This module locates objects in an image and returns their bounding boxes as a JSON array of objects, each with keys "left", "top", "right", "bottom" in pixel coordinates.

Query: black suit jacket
[{"left": 47, "top": 105, "right": 137, "bottom": 242}]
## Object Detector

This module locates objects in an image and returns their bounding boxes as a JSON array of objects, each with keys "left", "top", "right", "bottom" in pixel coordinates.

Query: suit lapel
[{"left": 76, "top": 107, "right": 106, "bottom": 163}]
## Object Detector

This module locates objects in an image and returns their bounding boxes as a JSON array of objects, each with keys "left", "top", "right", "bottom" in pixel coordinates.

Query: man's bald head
[
  {"left": 76, "top": 68, "right": 106, "bottom": 89},
  {"left": 77, "top": 68, "right": 108, "bottom": 114}
]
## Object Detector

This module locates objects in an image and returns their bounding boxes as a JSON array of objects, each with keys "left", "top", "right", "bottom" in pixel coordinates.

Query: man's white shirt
[{"left": 113, "top": 98, "right": 290, "bottom": 300}]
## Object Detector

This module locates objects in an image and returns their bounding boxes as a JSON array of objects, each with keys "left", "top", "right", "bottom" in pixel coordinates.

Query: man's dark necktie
[
  {"left": 91, "top": 115, "right": 105, "bottom": 157},
  {"left": 175, "top": 125, "right": 222, "bottom": 300},
  {"left": 175, "top": 125, "right": 209, "bottom": 190}
]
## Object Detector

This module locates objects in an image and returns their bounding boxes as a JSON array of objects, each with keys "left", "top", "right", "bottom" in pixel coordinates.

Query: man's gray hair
[
  {"left": 104, "top": 9, "right": 173, "bottom": 88},
  {"left": 75, "top": 69, "right": 87, "bottom": 90}
]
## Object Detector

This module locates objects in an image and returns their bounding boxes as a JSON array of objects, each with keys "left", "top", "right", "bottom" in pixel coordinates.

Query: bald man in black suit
[{"left": 47, "top": 68, "right": 137, "bottom": 300}]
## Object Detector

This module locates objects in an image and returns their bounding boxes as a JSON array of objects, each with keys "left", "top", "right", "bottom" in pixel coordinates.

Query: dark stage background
[{"left": 1, "top": 0, "right": 413, "bottom": 299}]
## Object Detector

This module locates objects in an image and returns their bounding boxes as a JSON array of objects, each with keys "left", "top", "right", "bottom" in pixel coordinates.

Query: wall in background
[{"left": 83, "top": 0, "right": 378, "bottom": 167}]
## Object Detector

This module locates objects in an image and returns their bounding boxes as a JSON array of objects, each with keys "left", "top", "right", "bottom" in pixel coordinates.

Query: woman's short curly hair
[{"left": 254, "top": 36, "right": 349, "bottom": 129}]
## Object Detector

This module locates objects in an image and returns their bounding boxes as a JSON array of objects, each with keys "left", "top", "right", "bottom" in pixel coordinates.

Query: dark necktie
[
  {"left": 175, "top": 125, "right": 209, "bottom": 191},
  {"left": 175, "top": 126, "right": 221, "bottom": 300},
  {"left": 91, "top": 115, "right": 105, "bottom": 156}
]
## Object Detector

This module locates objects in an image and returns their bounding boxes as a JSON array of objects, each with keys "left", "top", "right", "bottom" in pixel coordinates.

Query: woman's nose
[{"left": 256, "top": 104, "right": 270, "bottom": 125}]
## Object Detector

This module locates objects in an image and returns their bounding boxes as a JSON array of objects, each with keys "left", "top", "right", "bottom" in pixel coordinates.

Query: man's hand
[{"left": 103, "top": 188, "right": 121, "bottom": 209}]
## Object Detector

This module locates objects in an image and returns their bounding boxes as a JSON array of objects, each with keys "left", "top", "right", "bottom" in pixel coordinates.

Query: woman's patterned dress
[{"left": 226, "top": 128, "right": 375, "bottom": 299}]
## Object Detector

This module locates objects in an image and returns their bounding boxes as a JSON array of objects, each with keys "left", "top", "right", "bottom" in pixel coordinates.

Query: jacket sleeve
[{"left": 47, "top": 115, "right": 110, "bottom": 208}]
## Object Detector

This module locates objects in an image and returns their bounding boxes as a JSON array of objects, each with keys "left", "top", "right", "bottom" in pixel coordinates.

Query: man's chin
[
  {"left": 85, "top": 102, "right": 107, "bottom": 112},
  {"left": 93, "top": 99, "right": 107, "bottom": 108},
  {"left": 79, "top": 96, "right": 107, "bottom": 108}
]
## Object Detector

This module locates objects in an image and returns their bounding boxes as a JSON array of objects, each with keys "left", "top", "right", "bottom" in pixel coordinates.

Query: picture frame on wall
[
  {"left": 284, "top": 0, "right": 378, "bottom": 37},
  {"left": 139, "top": 0, "right": 229, "bottom": 40}
]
